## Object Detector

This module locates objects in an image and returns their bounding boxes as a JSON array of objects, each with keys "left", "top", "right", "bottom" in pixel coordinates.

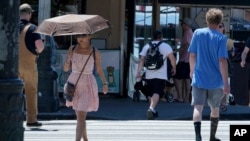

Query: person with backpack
[
  {"left": 188, "top": 8, "right": 230, "bottom": 141},
  {"left": 136, "top": 30, "right": 176, "bottom": 120}
]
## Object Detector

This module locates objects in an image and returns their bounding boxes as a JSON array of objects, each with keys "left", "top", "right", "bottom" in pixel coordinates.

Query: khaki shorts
[{"left": 191, "top": 86, "right": 224, "bottom": 108}]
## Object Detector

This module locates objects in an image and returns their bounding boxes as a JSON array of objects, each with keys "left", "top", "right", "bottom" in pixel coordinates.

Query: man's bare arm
[{"left": 35, "top": 39, "right": 45, "bottom": 54}]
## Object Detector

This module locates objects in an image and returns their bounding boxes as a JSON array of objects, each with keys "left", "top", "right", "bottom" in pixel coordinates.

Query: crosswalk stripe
[{"left": 24, "top": 120, "right": 250, "bottom": 141}]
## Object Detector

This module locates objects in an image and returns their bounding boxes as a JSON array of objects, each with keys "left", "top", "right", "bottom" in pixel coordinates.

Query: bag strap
[
  {"left": 72, "top": 45, "right": 95, "bottom": 61},
  {"left": 21, "top": 24, "right": 39, "bottom": 56},
  {"left": 20, "top": 24, "right": 31, "bottom": 33},
  {"left": 72, "top": 45, "right": 97, "bottom": 75},
  {"left": 74, "top": 50, "right": 93, "bottom": 87},
  {"left": 148, "top": 41, "right": 162, "bottom": 48},
  {"left": 92, "top": 47, "right": 97, "bottom": 75},
  {"left": 148, "top": 41, "right": 166, "bottom": 60},
  {"left": 93, "top": 47, "right": 96, "bottom": 62}
]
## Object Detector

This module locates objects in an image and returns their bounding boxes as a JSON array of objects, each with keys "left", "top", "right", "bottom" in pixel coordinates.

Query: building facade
[{"left": 21, "top": 0, "right": 250, "bottom": 98}]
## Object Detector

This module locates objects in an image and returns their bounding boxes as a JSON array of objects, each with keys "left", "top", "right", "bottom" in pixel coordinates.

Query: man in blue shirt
[{"left": 188, "top": 8, "right": 230, "bottom": 141}]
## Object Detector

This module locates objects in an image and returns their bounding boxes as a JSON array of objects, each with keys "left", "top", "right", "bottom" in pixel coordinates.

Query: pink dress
[{"left": 66, "top": 52, "right": 99, "bottom": 112}]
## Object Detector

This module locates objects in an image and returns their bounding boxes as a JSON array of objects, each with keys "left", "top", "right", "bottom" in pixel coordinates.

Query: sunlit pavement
[{"left": 24, "top": 120, "right": 250, "bottom": 141}]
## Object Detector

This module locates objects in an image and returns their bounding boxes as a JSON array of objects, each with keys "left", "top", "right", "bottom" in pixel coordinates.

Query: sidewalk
[{"left": 38, "top": 94, "right": 250, "bottom": 121}]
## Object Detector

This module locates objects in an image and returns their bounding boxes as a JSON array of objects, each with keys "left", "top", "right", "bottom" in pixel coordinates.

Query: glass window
[
  {"left": 51, "top": 0, "right": 79, "bottom": 17},
  {"left": 135, "top": 4, "right": 153, "bottom": 58},
  {"left": 160, "top": 6, "right": 179, "bottom": 49},
  {"left": 230, "top": 8, "right": 250, "bottom": 41},
  {"left": 50, "top": 0, "right": 86, "bottom": 49},
  {"left": 134, "top": 0, "right": 179, "bottom": 58}
]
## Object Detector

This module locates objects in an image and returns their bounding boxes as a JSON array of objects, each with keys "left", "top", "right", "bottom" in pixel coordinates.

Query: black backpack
[{"left": 144, "top": 41, "right": 164, "bottom": 70}]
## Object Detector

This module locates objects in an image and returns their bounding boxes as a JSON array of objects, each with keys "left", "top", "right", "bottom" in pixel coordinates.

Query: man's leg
[
  {"left": 208, "top": 89, "right": 223, "bottom": 141},
  {"left": 191, "top": 86, "right": 206, "bottom": 141},
  {"left": 210, "top": 116, "right": 220, "bottom": 141},
  {"left": 193, "top": 105, "right": 203, "bottom": 141},
  {"left": 146, "top": 79, "right": 164, "bottom": 120},
  {"left": 150, "top": 93, "right": 160, "bottom": 109},
  {"left": 25, "top": 70, "right": 39, "bottom": 124},
  {"left": 147, "top": 93, "right": 160, "bottom": 120},
  {"left": 210, "top": 107, "right": 220, "bottom": 141}
]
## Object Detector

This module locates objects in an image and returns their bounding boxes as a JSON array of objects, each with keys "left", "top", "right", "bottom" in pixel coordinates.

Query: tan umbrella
[{"left": 35, "top": 14, "right": 110, "bottom": 36}]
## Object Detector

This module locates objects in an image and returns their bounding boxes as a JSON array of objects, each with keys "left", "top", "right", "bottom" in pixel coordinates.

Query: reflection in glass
[{"left": 134, "top": 2, "right": 179, "bottom": 58}]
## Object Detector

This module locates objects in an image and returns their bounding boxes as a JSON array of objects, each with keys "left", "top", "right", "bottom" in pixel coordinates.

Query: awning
[{"left": 158, "top": 0, "right": 250, "bottom": 8}]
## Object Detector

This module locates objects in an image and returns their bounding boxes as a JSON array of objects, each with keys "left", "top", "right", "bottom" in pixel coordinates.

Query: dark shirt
[
  {"left": 230, "top": 37, "right": 250, "bottom": 62},
  {"left": 246, "top": 37, "right": 250, "bottom": 48},
  {"left": 244, "top": 37, "right": 250, "bottom": 62},
  {"left": 19, "top": 19, "right": 42, "bottom": 55}
]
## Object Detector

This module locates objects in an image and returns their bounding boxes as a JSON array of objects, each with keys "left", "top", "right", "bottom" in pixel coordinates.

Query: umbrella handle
[{"left": 106, "top": 21, "right": 112, "bottom": 36}]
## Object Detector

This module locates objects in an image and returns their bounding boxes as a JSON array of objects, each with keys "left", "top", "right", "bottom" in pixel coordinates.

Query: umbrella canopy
[{"left": 35, "top": 14, "right": 110, "bottom": 36}]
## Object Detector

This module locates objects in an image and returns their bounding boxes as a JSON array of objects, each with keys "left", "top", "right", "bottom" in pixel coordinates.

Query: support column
[
  {"left": 37, "top": 36, "right": 59, "bottom": 112},
  {"left": 37, "top": 0, "right": 59, "bottom": 112},
  {"left": 0, "top": 1, "right": 24, "bottom": 141},
  {"left": 152, "top": 0, "right": 160, "bottom": 31}
]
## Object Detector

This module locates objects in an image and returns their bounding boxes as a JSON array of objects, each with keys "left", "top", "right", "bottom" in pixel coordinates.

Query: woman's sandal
[{"left": 220, "top": 105, "right": 227, "bottom": 112}]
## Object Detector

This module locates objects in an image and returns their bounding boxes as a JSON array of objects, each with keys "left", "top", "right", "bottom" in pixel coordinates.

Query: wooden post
[{"left": 152, "top": 0, "right": 160, "bottom": 31}]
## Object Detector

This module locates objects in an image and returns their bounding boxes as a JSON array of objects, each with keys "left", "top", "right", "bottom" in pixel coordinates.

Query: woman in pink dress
[{"left": 63, "top": 34, "right": 108, "bottom": 141}]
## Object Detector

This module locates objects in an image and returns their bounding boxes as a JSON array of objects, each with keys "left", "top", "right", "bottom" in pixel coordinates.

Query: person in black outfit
[{"left": 240, "top": 37, "right": 250, "bottom": 105}]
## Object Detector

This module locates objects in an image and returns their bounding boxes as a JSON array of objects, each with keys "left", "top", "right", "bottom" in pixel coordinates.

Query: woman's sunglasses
[{"left": 219, "top": 25, "right": 224, "bottom": 28}]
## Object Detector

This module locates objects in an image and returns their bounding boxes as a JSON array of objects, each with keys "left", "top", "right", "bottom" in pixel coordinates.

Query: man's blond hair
[{"left": 206, "top": 8, "right": 223, "bottom": 25}]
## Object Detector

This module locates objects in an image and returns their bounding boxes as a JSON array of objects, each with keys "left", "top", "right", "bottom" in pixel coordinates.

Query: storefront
[
  {"left": 21, "top": 0, "right": 121, "bottom": 95},
  {"left": 131, "top": 0, "right": 250, "bottom": 57},
  {"left": 20, "top": 0, "right": 250, "bottom": 99},
  {"left": 19, "top": 0, "right": 123, "bottom": 113},
  {"left": 127, "top": 0, "right": 250, "bottom": 100}
]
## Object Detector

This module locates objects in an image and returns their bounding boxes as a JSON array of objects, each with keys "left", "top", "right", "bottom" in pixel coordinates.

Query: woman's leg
[
  {"left": 184, "top": 79, "right": 191, "bottom": 103},
  {"left": 75, "top": 111, "right": 88, "bottom": 141},
  {"left": 174, "top": 79, "right": 184, "bottom": 102}
]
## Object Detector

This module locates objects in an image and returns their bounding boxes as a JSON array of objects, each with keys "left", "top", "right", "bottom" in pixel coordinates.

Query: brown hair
[
  {"left": 152, "top": 30, "right": 162, "bottom": 40},
  {"left": 220, "top": 22, "right": 225, "bottom": 34},
  {"left": 206, "top": 8, "right": 223, "bottom": 25}
]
